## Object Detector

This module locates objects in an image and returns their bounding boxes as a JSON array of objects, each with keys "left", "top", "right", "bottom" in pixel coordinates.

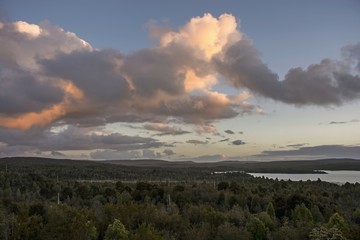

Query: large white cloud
[{"left": 0, "top": 14, "right": 255, "bottom": 131}]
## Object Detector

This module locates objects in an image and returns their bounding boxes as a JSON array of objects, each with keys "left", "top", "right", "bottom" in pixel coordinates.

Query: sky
[{"left": 0, "top": 1, "right": 360, "bottom": 161}]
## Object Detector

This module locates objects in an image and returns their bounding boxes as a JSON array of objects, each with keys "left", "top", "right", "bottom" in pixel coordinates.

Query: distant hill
[
  {"left": 105, "top": 158, "right": 360, "bottom": 173},
  {"left": 0, "top": 157, "right": 102, "bottom": 167},
  {"left": 1, "top": 157, "right": 360, "bottom": 173}
]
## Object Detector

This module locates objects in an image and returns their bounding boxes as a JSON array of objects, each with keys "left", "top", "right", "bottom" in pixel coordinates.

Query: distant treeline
[{"left": 2, "top": 157, "right": 360, "bottom": 175}]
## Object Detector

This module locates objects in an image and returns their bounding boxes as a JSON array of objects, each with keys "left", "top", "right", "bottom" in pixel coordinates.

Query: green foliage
[
  {"left": 104, "top": 219, "right": 128, "bottom": 240},
  {"left": 257, "top": 212, "right": 275, "bottom": 230},
  {"left": 311, "top": 205, "right": 325, "bottom": 223},
  {"left": 327, "top": 212, "right": 349, "bottom": 234},
  {"left": 352, "top": 208, "right": 360, "bottom": 224},
  {"left": 246, "top": 217, "right": 268, "bottom": 240},
  {"left": 292, "top": 203, "right": 313, "bottom": 227},
  {"left": 217, "top": 181, "right": 229, "bottom": 191},
  {"left": 266, "top": 202, "right": 276, "bottom": 220},
  {"left": 229, "top": 181, "right": 240, "bottom": 193},
  {"left": 215, "top": 222, "right": 248, "bottom": 240},
  {"left": 131, "top": 223, "right": 161, "bottom": 240},
  {"left": 309, "top": 226, "right": 346, "bottom": 240},
  {"left": 183, "top": 222, "right": 211, "bottom": 240},
  {"left": 41, "top": 204, "right": 93, "bottom": 240},
  {"left": 0, "top": 160, "right": 360, "bottom": 239},
  {"left": 86, "top": 221, "right": 98, "bottom": 240}
]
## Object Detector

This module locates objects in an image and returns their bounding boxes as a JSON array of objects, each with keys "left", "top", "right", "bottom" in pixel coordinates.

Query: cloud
[
  {"left": 90, "top": 149, "right": 161, "bottom": 160},
  {"left": 342, "top": 42, "right": 360, "bottom": 71},
  {"left": 0, "top": 68, "right": 65, "bottom": 115},
  {"left": 51, "top": 151, "right": 66, "bottom": 157},
  {"left": 41, "top": 50, "right": 130, "bottom": 103},
  {"left": 219, "top": 138, "right": 229, "bottom": 142},
  {"left": 0, "top": 15, "right": 258, "bottom": 131},
  {"left": 214, "top": 38, "right": 360, "bottom": 105},
  {"left": 156, "top": 13, "right": 241, "bottom": 60},
  {"left": 329, "top": 121, "right": 346, "bottom": 125},
  {"left": 143, "top": 123, "right": 190, "bottom": 136},
  {"left": 0, "top": 20, "right": 90, "bottom": 129},
  {"left": 224, "top": 130, "right": 235, "bottom": 134},
  {"left": 260, "top": 145, "right": 360, "bottom": 159},
  {"left": 1, "top": 16, "right": 360, "bottom": 132},
  {"left": 232, "top": 140, "right": 246, "bottom": 145},
  {"left": 0, "top": 20, "right": 91, "bottom": 71},
  {"left": 186, "top": 139, "right": 209, "bottom": 145},
  {"left": 13, "top": 21, "right": 41, "bottom": 38},
  {"left": 195, "top": 124, "right": 219, "bottom": 135},
  {"left": 150, "top": 91, "right": 252, "bottom": 125},
  {"left": 328, "top": 119, "right": 359, "bottom": 125},
  {"left": 163, "top": 149, "right": 175, "bottom": 156},
  {"left": 286, "top": 143, "right": 309, "bottom": 148},
  {"left": 143, "top": 149, "right": 162, "bottom": 158},
  {"left": 0, "top": 126, "right": 162, "bottom": 153},
  {"left": 1, "top": 14, "right": 360, "bottom": 158}
]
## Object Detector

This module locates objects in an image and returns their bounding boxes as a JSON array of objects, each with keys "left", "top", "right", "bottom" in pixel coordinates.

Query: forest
[{"left": 0, "top": 157, "right": 360, "bottom": 239}]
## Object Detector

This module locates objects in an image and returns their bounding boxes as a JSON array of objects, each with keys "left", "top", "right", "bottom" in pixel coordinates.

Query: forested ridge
[{"left": 0, "top": 157, "right": 360, "bottom": 239}]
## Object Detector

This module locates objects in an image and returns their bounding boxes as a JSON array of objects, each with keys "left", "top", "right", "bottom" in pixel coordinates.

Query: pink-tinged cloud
[
  {"left": 0, "top": 14, "right": 256, "bottom": 130},
  {"left": 143, "top": 123, "right": 190, "bottom": 136}
]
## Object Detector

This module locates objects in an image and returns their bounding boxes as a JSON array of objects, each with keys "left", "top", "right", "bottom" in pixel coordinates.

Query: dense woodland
[{"left": 0, "top": 158, "right": 360, "bottom": 239}]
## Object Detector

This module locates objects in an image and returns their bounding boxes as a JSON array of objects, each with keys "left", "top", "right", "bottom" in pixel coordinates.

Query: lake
[{"left": 248, "top": 170, "right": 360, "bottom": 184}]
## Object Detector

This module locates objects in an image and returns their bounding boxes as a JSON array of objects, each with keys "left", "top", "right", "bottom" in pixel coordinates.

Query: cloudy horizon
[{"left": 1, "top": 1, "right": 360, "bottom": 162}]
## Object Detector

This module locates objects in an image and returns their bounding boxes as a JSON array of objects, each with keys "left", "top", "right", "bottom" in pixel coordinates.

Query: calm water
[{"left": 248, "top": 171, "right": 360, "bottom": 184}]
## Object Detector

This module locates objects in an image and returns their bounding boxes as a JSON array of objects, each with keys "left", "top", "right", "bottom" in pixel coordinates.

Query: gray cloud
[
  {"left": 219, "top": 138, "right": 230, "bottom": 142},
  {"left": 328, "top": 119, "right": 359, "bottom": 125},
  {"left": 121, "top": 44, "right": 197, "bottom": 97},
  {"left": 90, "top": 149, "right": 161, "bottom": 160},
  {"left": 51, "top": 151, "right": 66, "bottom": 157},
  {"left": 232, "top": 140, "right": 246, "bottom": 145},
  {"left": 42, "top": 50, "right": 130, "bottom": 103},
  {"left": 0, "top": 20, "right": 90, "bottom": 117},
  {"left": 163, "top": 149, "right": 175, "bottom": 156},
  {"left": 186, "top": 139, "right": 209, "bottom": 145},
  {"left": 329, "top": 121, "right": 346, "bottom": 125},
  {"left": 151, "top": 93, "right": 240, "bottom": 124},
  {"left": 214, "top": 38, "right": 282, "bottom": 99},
  {"left": 342, "top": 42, "right": 360, "bottom": 71},
  {"left": 0, "top": 126, "right": 162, "bottom": 152},
  {"left": 286, "top": 143, "right": 309, "bottom": 148},
  {"left": 0, "top": 69, "right": 64, "bottom": 115},
  {"left": 215, "top": 38, "right": 360, "bottom": 105},
  {"left": 224, "top": 130, "right": 235, "bottom": 134},
  {"left": 143, "top": 149, "right": 162, "bottom": 159}
]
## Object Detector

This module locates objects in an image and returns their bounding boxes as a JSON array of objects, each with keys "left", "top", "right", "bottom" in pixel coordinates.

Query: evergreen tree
[{"left": 104, "top": 219, "right": 129, "bottom": 240}]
